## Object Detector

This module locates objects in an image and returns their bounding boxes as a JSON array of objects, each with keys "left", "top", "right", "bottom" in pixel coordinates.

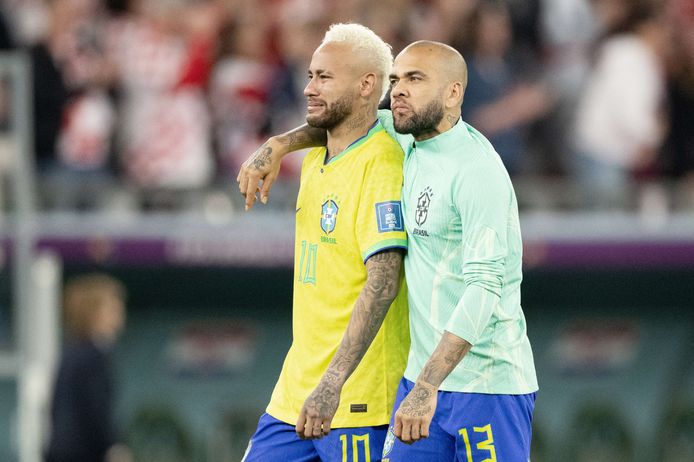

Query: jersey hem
[
  {"left": 402, "top": 373, "right": 538, "bottom": 395},
  {"left": 267, "top": 405, "right": 392, "bottom": 429}
]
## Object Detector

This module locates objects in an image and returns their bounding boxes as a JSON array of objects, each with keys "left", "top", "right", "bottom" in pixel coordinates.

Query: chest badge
[
  {"left": 321, "top": 199, "right": 339, "bottom": 234},
  {"left": 415, "top": 186, "right": 433, "bottom": 226}
]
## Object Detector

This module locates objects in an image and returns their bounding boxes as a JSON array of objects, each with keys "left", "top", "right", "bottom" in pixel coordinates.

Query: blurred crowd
[{"left": 0, "top": 0, "right": 692, "bottom": 212}]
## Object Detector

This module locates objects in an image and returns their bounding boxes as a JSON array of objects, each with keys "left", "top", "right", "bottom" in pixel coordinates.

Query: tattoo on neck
[
  {"left": 347, "top": 104, "right": 372, "bottom": 131},
  {"left": 446, "top": 114, "right": 458, "bottom": 127},
  {"left": 347, "top": 114, "right": 366, "bottom": 130}
]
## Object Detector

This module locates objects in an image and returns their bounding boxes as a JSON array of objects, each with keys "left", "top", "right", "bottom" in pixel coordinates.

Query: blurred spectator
[
  {"left": 29, "top": 0, "right": 121, "bottom": 210},
  {"left": 663, "top": 0, "right": 694, "bottom": 206},
  {"left": 461, "top": 0, "right": 552, "bottom": 175},
  {"left": 0, "top": 9, "right": 13, "bottom": 50},
  {"left": 505, "top": 0, "right": 542, "bottom": 54},
  {"left": 30, "top": 0, "right": 69, "bottom": 175},
  {"left": 570, "top": 0, "right": 669, "bottom": 208},
  {"left": 46, "top": 273, "right": 131, "bottom": 462},
  {"left": 210, "top": 13, "right": 273, "bottom": 178},
  {"left": 268, "top": 1, "right": 326, "bottom": 133},
  {"left": 108, "top": 0, "right": 224, "bottom": 197},
  {"left": 52, "top": 0, "right": 116, "bottom": 177},
  {"left": 326, "top": 0, "right": 369, "bottom": 25},
  {"left": 537, "top": 0, "right": 596, "bottom": 176},
  {"left": 408, "top": 0, "right": 478, "bottom": 49},
  {"left": 362, "top": 0, "right": 410, "bottom": 53},
  {"left": 0, "top": 0, "right": 689, "bottom": 212},
  {"left": 262, "top": 0, "right": 328, "bottom": 179},
  {"left": 0, "top": 8, "right": 15, "bottom": 139},
  {"left": 539, "top": 0, "right": 596, "bottom": 102},
  {"left": 3, "top": 0, "right": 50, "bottom": 46}
]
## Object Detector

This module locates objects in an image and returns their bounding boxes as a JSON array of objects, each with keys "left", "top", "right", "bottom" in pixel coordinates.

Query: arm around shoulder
[{"left": 237, "top": 125, "right": 327, "bottom": 210}]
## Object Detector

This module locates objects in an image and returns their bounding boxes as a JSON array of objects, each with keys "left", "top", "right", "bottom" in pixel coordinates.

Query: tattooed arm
[
  {"left": 394, "top": 332, "right": 472, "bottom": 444},
  {"left": 237, "top": 125, "right": 327, "bottom": 210},
  {"left": 296, "top": 249, "right": 404, "bottom": 439}
]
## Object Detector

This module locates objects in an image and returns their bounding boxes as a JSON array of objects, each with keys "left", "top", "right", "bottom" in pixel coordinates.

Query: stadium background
[{"left": 0, "top": 0, "right": 693, "bottom": 460}]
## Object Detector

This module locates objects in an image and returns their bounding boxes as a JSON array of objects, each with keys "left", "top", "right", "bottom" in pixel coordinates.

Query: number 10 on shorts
[
  {"left": 340, "top": 433, "right": 371, "bottom": 462},
  {"left": 459, "top": 424, "right": 496, "bottom": 462}
]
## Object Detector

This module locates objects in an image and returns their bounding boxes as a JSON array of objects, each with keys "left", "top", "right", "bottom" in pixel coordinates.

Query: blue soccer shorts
[
  {"left": 382, "top": 378, "right": 536, "bottom": 462},
  {"left": 242, "top": 412, "right": 389, "bottom": 462}
]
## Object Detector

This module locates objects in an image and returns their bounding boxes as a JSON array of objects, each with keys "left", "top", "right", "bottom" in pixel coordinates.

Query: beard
[
  {"left": 306, "top": 92, "right": 355, "bottom": 130},
  {"left": 393, "top": 98, "right": 445, "bottom": 136}
]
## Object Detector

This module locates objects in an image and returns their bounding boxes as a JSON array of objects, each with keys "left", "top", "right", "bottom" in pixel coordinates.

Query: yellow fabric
[{"left": 267, "top": 122, "right": 410, "bottom": 427}]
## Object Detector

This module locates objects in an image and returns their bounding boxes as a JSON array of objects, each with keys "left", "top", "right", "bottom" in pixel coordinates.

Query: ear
[
  {"left": 444, "top": 81, "right": 464, "bottom": 109},
  {"left": 360, "top": 73, "right": 378, "bottom": 98}
]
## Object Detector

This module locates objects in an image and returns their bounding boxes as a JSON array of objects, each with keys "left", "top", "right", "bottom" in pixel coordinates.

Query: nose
[
  {"left": 304, "top": 77, "right": 318, "bottom": 97},
  {"left": 390, "top": 80, "right": 406, "bottom": 99}
]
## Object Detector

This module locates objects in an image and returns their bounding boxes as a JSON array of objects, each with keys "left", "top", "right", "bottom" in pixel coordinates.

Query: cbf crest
[
  {"left": 321, "top": 195, "right": 340, "bottom": 234},
  {"left": 416, "top": 186, "right": 433, "bottom": 226},
  {"left": 382, "top": 426, "right": 396, "bottom": 458}
]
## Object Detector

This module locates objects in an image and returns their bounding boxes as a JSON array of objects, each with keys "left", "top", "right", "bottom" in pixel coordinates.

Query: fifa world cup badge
[{"left": 376, "top": 201, "right": 404, "bottom": 233}]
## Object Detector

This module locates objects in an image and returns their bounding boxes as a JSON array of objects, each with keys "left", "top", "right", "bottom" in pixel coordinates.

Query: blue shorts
[
  {"left": 242, "top": 413, "right": 389, "bottom": 462},
  {"left": 382, "top": 378, "right": 535, "bottom": 462}
]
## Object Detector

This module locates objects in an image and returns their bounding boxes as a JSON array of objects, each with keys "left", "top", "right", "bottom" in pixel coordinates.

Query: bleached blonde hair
[{"left": 321, "top": 23, "right": 393, "bottom": 98}]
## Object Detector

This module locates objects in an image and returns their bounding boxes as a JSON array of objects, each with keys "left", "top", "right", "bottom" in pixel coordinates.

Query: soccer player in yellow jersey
[{"left": 240, "top": 24, "right": 409, "bottom": 462}]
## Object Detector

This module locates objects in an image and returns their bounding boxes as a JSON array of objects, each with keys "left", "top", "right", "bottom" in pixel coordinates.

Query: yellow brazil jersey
[{"left": 267, "top": 121, "right": 410, "bottom": 428}]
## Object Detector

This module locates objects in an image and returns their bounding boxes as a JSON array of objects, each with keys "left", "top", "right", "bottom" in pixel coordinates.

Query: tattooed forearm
[
  {"left": 418, "top": 331, "right": 472, "bottom": 388},
  {"left": 276, "top": 124, "right": 327, "bottom": 150},
  {"left": 321, "top": 249, "right": 403, "bottom": 387},
  {"left": 247, "top": 125, "right": 325, "bottom": 174}
]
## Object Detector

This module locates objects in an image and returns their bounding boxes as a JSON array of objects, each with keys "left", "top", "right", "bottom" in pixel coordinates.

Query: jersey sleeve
[
  {"left": 444, "top": 160, "right": 510, "bottom": 344},
  {"left": 356, "top": 142, "right": 408, "bottom": 262}
]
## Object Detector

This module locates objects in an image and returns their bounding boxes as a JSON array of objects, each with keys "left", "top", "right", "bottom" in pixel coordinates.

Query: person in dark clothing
[
  {"left": 662, "top": 1, "right": 694, "bottom": 184},
  {"left": 31, "top": 43, "right": 69, "bottom": 167},
  {"left": 46, "top": 274, "right": 131, "bottom": 462},
  {"left": 0, "top": 11, "right": 13, "bottom": 50}
]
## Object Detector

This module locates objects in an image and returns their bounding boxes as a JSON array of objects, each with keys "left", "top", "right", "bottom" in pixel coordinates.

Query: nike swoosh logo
[{"left": 295, "top": 207, "right": 301, "bottom": 213}]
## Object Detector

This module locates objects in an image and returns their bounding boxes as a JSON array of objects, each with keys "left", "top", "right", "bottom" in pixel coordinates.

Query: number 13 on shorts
[{"left": 459, "top": 424, "right": 496, "bottom": 462}]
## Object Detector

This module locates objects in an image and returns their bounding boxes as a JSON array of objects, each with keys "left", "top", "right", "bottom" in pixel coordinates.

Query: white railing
[{"left": 0, "top": 52, "right": 61, "bottom": 462}]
